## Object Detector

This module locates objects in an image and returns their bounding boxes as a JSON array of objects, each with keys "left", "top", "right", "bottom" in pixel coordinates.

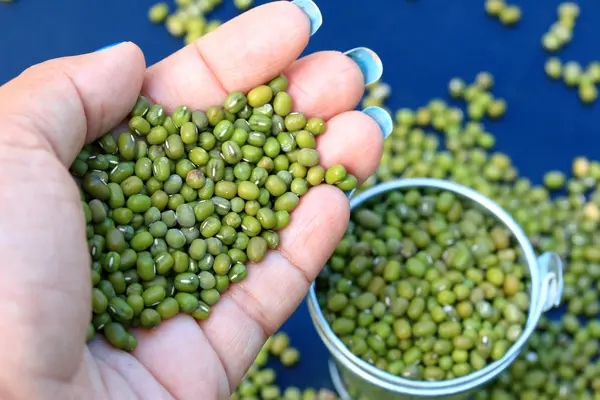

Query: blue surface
[{"left": 1, "top": 0, "right": 600, "bottom": 393}]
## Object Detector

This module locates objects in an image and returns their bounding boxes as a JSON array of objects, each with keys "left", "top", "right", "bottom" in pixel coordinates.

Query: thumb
[
  {"left": 0, "top": 42, "right": 146, "bottom": 165},
  {"left": 0, "top": 43, "right": 145, "bottom": 398}
]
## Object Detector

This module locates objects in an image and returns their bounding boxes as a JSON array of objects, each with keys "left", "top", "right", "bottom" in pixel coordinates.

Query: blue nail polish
[
  {"left": 291, "top": 0, "right": 322, "bottom": 36},
  {"left": 345, "top": 188, "right": 357, "bottom": 200},
  {"left": 95, "top": 42, "right": 124, "bottom": 52},
  {"left": 362, "top": 106, "right": 393, "bottom": 139},
  {"left": 344, "top": 47, "right": 383, "bottom": 86}
]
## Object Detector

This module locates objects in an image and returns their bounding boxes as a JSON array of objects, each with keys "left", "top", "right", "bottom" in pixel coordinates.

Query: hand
[{"left": 0, "top": 2, "right": 388, "bottom": 399}]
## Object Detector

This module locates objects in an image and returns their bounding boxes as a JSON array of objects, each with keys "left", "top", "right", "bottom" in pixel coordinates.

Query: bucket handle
[{"left": 534, "top": 252, "right": 564, "bottom": 315}]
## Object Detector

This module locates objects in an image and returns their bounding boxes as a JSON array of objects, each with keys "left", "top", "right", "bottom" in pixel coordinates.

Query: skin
[{"left": 0, "top": 2, "right": 383, "bottom": 400}]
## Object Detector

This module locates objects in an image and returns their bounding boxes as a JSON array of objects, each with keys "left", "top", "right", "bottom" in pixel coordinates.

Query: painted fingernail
[
  {"left": 95, "top": 42, "right": 124, "bottom": 52},
  {"left": 345, "top": 188, "right": 357, "bottom": 200},
  {"left": 291, "top": 0, "right": 323, "bottom": 36},
  {"left": 344, "top": 47, "right": 383, "bottom": 86},
  {"left": 362, "top": 106, "right": 393, "bottom": 139}
]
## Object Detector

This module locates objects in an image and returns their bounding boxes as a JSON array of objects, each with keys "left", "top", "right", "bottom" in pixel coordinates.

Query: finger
[
  {"left": 143, "top": 0, "right": 314, "bottom": 111},
  {"left": 285, "top": 49, "right": 379, "bottom": 119},
  {"left": 199, "top": 185, "right": 351, "bottom": 385},
  {"left": 145, "top": 43, "right": 383, "bottom": 125},
  {"left": 0, "top": 43, "right": 145, "bottom": 395},
  {"left": 317, "top": 110, "right": 387, "bottom": 183},
  {"left": 0, "top": 42, "right": 146, "bottom": 165}
]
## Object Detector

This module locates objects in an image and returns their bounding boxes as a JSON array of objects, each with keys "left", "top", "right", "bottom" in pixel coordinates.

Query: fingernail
[
  {"left": 362, "top": 106, "right": 393, "bottom": 139},
  {"left": 95, "top": 42, "right": 124, "bottom": 52},
  {"left": 344, "top": 47, "right": 383, "bottom": 86},
  {"left": 291, "top": 0, "right": 322, "bottom": 36}
]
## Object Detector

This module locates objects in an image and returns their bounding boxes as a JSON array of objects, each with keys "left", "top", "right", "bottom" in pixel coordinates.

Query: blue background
[{"left": 1, "top": 0, "right": 599, "bottom": 393}]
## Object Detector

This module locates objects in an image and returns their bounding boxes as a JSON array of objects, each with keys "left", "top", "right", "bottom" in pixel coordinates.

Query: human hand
[{"left": 0, "top": 1, "right": 390, "bottom": 399}]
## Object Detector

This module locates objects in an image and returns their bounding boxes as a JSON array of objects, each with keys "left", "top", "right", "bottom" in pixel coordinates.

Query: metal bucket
[{"left": 307, "top": 178, "right": 564, "bottom": 400}]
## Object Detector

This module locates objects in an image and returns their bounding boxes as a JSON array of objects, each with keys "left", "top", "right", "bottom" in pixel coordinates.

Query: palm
[{"left": 0, "top": 3, "right": 384, "bottom": 399}]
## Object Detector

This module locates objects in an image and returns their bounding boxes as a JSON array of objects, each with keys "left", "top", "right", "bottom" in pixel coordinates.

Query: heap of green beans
[
  {"left": 316, "top": 187, "right": 529, "bottom": 381},
  {"left": 149, "top": 0, "right": 253, "bottom": 46},
  {"left": 73, "top": 75, "right": 356, "bottom": 350},
  {"left": 349, "top": 73, "right": 600, "bottom": 396},
  {"left": 231, "top": 332, "right": 341, "bottom": 400}
]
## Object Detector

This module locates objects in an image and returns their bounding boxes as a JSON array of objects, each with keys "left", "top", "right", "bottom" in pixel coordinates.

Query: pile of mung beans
[
  {"left": 74, "top": 75, "right": 356, "bottom": 350},
  {"left": 231, "top": 332, "right": 341, "bottom": 400},
  {"left": 346, "top": 73, "right": 600, "bottom": 397},
  {"left": 316, "top": 188, "right": 530, "bottom": 381}
]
